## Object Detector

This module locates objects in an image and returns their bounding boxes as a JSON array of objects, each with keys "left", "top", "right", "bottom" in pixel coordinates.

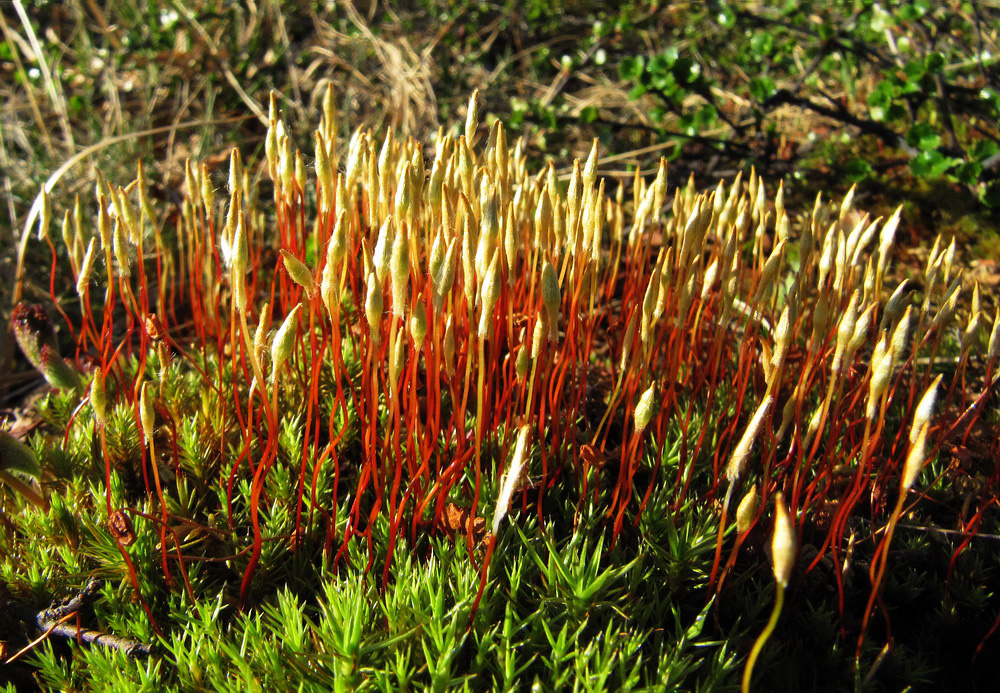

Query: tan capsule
[
  {"left": 428, "top": 231, "right": 446, "bottom": 283},
  {"left": 138, "top": 382, "right": 155, "bottom": 443},
  {"left": 866, "top": 342, "right": 894, "bottom": 420},
  {"left": 373, "top": 218, "right": 394, "bottom": 284},
  {"left": 735, "top": 485, "right": 759, "bottom": 534},
  {"left": 434, "top": 237, "right": 459, "bottom": 310},
  {"left": 495, "top": 121, "right": 508, "bottom": 179},
  {"left": 365, "top": 274, "right": 383, "bottom": 346},
  {"left": 97, "top": 195, "right": 112, "bottom": 251},
  {"left": 76, "top": 238, "right": 97, "bottom": 297},
  {"left": 910, "top": 374, "right": 943, "bottom": 445},
  {"left": 582, "top": 139, "right": 599, "bottom": 189},
  {"left": 392, "top": 328, "right": 405, "bottom": 379},
  {"left": 771, "top": 493, "right": 796, "bottom": 587},
  {"left": 112, "top": 220, "right": 131, "bottom": 278},
  {"left": 395, "top": 163, "right": 413, "bottom": 221},
  {"left": 390, "top": 229, "right": 410, "bottom": 317},
  {"left": 90, "top": 367, "right": 107, "bottom": 425},
  {"left": 847, "top": 303, "right": 876, "bottom": 358},
  {"left": 540, "top": 260, "right": 561, "bottom": 342},
  {"left": 254, "top": 303, "right": 271, "bottom": 363},
  {"left": 890, "top": 306, "right": 913, "bottom": 360},
  {"left": 322, "top": 82, "right": 337, "bottom": 141},
  {"left": 725, "top": 396, "right": 773, "bottom": 484},
  {"left": 619, "top": 311, "right": 637, "bottom": 372},
  {"left": 515, "top": 345, "right": 530, "bottom": 381},
  {"left": 901, "top": 422, "right": 930, "bottom": 492},
  {"left": 464, "top": 89, "right": 481, "bottom": 146},
  {"left": 478, "top": 252, "right": 501, "bottom": 335},
  {"left": 880, "top": 279, "right": 912, "bottom": 331},
  {"left": 461, "top": 221, "right": 477, "bottom": 308},
  {"left": 876, "top": 206, "right": 902, "bottom": 278},
  {"left": 988, "top": 308, "right": 1000, "bottom": 361},
  {"left": 531, "top": 314, "right": 546, "bottom": 360},
  {"left": 38, "top": 190, "right": 51, "bottom": 241},
  {"left": 832, "top": 291, "right": 860, "bottom": 376},
  {"left": 280, "top": 250, "right": 316, "bottom": 297},
  {"left": 270, "top": 304, "right": 302, "bottom": 382},
  {"left": 232, "top": 214, "right": 249, "bottom": 279},
  {"left": 492, "top": 424, "right": 531, "bottom": 534},
  {"left": 410, "top": 301, "right": 428, "bottom": 352},
  {"left": 633, "top": 383, "right": 658, "bottom": 434}
]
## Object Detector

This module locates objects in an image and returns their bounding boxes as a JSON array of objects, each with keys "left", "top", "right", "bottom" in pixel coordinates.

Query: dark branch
[
  {"left": 763, "top": 89, "right": 913, "bottom": 154},
  {"left": 7, "top": 578, "right": 153, "bottom": 658}
]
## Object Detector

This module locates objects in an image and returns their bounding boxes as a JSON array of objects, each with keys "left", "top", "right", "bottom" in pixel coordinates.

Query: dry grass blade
[
  {"left": 10, "top": 0, "right": 74, "bottom": 151},
  {"left": 316, "top": 1, "right": 438, "bottom": 134},
  {"left": 4, "top": 611, "right": 78, "bottom": 665},
  {"left": 0, "top": 9, "right": 54, "bottom": 157}
]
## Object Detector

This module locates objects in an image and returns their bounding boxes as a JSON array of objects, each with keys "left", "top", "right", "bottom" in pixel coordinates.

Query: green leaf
[
  {"left": 684, "top": 598, "right": 715, "bottom": 641},
  {"left": 867, "top": 81, "right": 895, "bottom": 120},
  {"left": 715, "top": 7, "right": 735, "bottom": 28},
  {"left": 652, "top": 71, "right": 678, "bottom": 96},
  {"left": 68, "top": 94, "right": 85, "bottom": 116},
  {"left": 695, "top": 105, "right": 718, "bottom": 128},
  {"left": 981, "top": 88, "right": 1000, "bottom": 110},
  {"left": 619, "top": 56, "right": 645, "bottom": 82},
  {"left": 924, "top": 52, "right": 945, "bottom": 73},
  {"left": 649, "top": 53, "right": 672, "bottom": 76},
  {"left": 538, "top": 105, "right": 557, "bottom": 130},
  {"left": 982, "top": 180, "right": 1000, "bottom": 209},
  {"left": 750, "top": 33, "right": 774, "bottom": 58},
  {"left": 899, "top": 2, "right": 927, "bottom": 20},
  {"left": 749, "top": 76, "right": 776, "bottom": 102},
  {"left": 903, "top": 59, "right": 925, "bottom": 81},
  {"left": 906, "top": 123, "right": 941, "bottom": 151},
  {"left": 972, "top": 140, "right": 999, "bottom": 161},
  {"left": 627, "top": 85, "right": 648, "bottom": 101},
  {"left": 672, "top": 57, "right": 700, "bottom": 86},
  {"left": 954, "top": 161, "right": 982, "bottom": 186},
  {"left": 910, "top": 150, "right": 958, "bottom": 178},
  {"left": 844, "top": 159, "right": 873, "bottom": 182},
  {"left": 886, "top": 103, "right": 907, "bottom": 121}
]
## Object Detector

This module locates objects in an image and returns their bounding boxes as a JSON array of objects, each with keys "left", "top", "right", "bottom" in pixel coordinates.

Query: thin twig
[
  {"left": 895, "top": 522, "right": 1000, "bottom": 542},
  {"left": 6, "top": 578, "right": 153, "bottom": 659},
  {"left": 4, "top": 611, "right": 78, "bottom": 664}
]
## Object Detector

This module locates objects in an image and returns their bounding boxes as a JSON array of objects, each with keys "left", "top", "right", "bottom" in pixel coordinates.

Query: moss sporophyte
[{"left": 8, "top": 85, "right": 999, "bottom": 687}]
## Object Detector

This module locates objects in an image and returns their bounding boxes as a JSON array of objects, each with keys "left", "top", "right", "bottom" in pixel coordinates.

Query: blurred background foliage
[{"left": 2, "top": 0, "right": 998, "bottom": 335}]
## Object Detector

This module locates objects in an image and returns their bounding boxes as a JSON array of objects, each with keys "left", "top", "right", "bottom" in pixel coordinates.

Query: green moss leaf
[{"left": 0, "top": 430, "right": 42, "bottom": 479}]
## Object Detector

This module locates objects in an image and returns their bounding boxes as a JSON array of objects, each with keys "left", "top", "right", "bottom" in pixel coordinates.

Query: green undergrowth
[
  {"left": 5, "top": 387, "right": 748, "bottom": 690},
  {"left": 3, "top": 362, "right": 1000, "bottom": 690}
]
